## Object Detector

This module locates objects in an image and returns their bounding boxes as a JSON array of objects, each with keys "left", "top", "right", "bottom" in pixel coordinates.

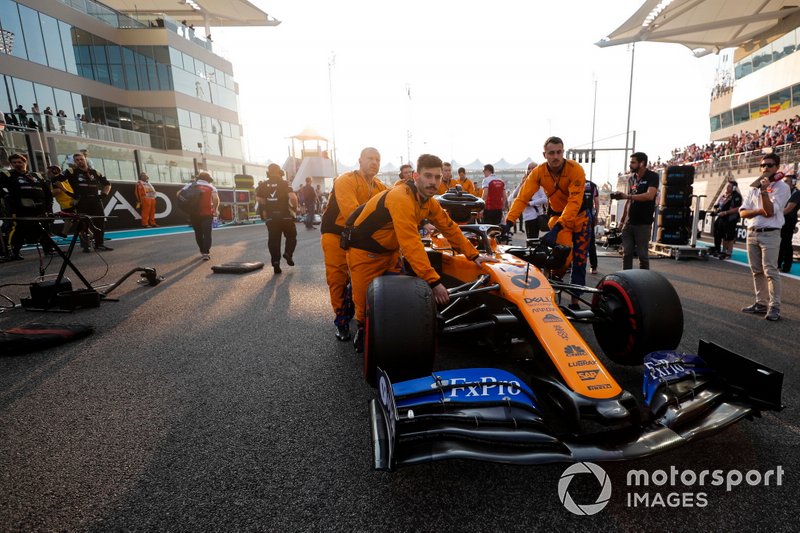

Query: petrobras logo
[{"left": 558, "top": 462, "right": 612, "bottom": 515}]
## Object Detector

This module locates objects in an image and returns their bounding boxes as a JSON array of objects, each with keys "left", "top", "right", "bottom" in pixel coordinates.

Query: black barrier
[{"left": 50, "top": 182, "right": 235, "bottom": 231}]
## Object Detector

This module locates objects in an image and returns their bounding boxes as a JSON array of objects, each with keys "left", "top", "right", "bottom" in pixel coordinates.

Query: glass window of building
[
  {"left": 189, "top": 111, "right": 201, "bottom": 129},
  {"left": 772, "top": 31, "right": 796, "bottom": 62},
  {"left": 118, "top": 106, "right": 131, "bottom": 129},
  {"left": 182, "top": 52, "right": 195, "bottom": 73},
  {"left": 733, "top": 104, "right": 749, "bottom": 125},
  {"left": 177, "top": 108, "right": 191, "bottom": 127},
  {"left": 792, "top": 84, "right": 800, "bottom": 107},
  {"left": 33, "top": 82, "right": 55, "bottom": 114},
  {"left": 720, "top": 110, "right": 733, "bottom": 129},
  {"left": 53, "top": 87, "right": 73, "bottom": 119},
  {"left": 40, "top": 13, "right": 66, "bottom": 71},
  {"left": 18, "top": 4, "right": 47, "bottom": 65},
  {"left": 11, "top": 77, "right": 35, "bottom": 114},
  {"left": 769, "top": 88, "right": 791, "bottom": 113},
  {"left": 753, "top": 44, "right": 773, "bottom": 71},
  {"left": 710, "top": 115, "right": 721, "bottom": 132},
  {"left": 0, "top": 76, "right": 11, "bottom": 112},
  {"left": 0, "top": 0, "right": 28, "bottom": 60},
  {"left": 750, "top": 96, "right": 769, "bottom": 120},
  {"left": 58, "top": 21, "right": 78, "bottom": 75}
]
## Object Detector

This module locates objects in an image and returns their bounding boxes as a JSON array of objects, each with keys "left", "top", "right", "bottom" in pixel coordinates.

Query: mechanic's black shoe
[
  {"left": 273, "top": 263, "right": 282, "bottom": 274},
  {"left": 95, "top": 245, "right": 113, "bottom": 251},
  {"left": 741, "top": 303, "right": 768, "bottom": 314},
  {"left": 335, "top": 325, "right": 351, "bottom": 341},
  {"left": 283, "top": 253, "right": 294, "bottom": 266},
  {"left": 765, "top": 308, "right": 780, "bottom": 321},
  {"left": 353, "top": 327, "right": 365, "bottom": 353},
  {"left": 82, "top": 247, "right": 91, "bottom": 253},
  {"left": 7, "top": 254, "right": 24, "bottom": 261}
]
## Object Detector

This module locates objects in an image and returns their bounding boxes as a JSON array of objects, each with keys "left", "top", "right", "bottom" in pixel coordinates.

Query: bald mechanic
[
  {"left": 502, "top": 136, "right": 589, "bottom": 309},
  {"left": 345, "top": 153, "right": 498, "bottom": 353},
  {"left": 320, "top": 147, "right": 388, "bottom": 342}
]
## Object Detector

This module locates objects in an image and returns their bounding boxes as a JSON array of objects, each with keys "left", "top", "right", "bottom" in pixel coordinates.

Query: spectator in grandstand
[
  {"left": 710, "top": 180, "right": 743, "bottom": 259},
  {"left": 778, "top": 171, "right": 799, "bottom": 273},
  {"left": 739, "top": 154, "right": 791, "bottom": 321}
]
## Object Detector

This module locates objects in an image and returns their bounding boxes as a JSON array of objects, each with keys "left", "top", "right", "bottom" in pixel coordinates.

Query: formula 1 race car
[{"left": 366, "top": 188, "right": 783, "bottom": 471}]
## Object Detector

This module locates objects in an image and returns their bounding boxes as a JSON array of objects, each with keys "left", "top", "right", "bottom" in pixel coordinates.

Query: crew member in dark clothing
[
  {"left": 54, "top": 152, "right": 112, "bottom": 252},
  {"left": 615, "top": 152, "right": 659, "bottom": 270},
  {"left": 0, "top": 153, "right": 54, "bottom": 260},
  {"left": 778, "top": 172, "right": 799, "bottom": 273},
  {"left": 255, "top": 164, "right": 297, "bottom": 274},
  {"left": 710, "top": 180, "right": 743, "bottom": 260},
  {"left": 301, "top": 177, "right": 317, "bottom": 229}
]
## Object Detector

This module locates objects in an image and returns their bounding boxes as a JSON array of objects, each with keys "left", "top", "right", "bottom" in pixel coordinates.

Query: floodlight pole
[
  {"left": 590, "top": 78, "right": 597, "bottom": 182},
  {"left": 328, "top": 52, "right": 338, "bottom": 176},
  {"left": 623, "top": 42, "right": 635, "bottom": 170}
]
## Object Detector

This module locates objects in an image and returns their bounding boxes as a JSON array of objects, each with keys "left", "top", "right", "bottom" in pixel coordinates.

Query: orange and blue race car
[{"left": 365, "top": 188, "right": 783, "bottom": 471}]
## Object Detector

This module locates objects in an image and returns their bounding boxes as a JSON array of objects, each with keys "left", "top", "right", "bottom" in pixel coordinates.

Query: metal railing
[
  {"left": 669, "top": 142, "right": 800, "bottom": 177},
  {"left": 4, "top": 113, "right": 151, "bottom": 148}
]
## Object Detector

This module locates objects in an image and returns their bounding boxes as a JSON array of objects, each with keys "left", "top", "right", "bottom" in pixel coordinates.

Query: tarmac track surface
[{"left": 0, "top": 224, "right": 798, "bottom": 532}]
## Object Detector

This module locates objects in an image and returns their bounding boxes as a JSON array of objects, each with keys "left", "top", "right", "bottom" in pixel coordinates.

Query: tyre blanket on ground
[
  {"left": 211, "top": 262, "right": 265, "bottom": 274},
  {"left": 0, "top": 323, "right": 94, "bottom": 355}
]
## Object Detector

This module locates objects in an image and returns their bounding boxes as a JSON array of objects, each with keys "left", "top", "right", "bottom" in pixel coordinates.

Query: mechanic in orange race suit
[
  {"left": 437, "top": 162, "right": 477, "bottom": 196},
  {"left": 320, "top": 147, "right": 388, "bottom": 342},
  {"left": 502, "top": 136, "right": 589, "bottom": 310},
  {"left": 345, "top": 153, "right": 498, "bottom": 353}
]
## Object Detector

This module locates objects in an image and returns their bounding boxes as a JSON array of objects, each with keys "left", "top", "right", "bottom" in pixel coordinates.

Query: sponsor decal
[
  {"left": 530, "top": 307, "right": 555, "bottom": 313},
  {"left": 568, "top": 359, "right": 597, "bottom": 367},
  {"left": 543, "top": 313, "right": 562, "bottom": 323},
  {"left": 587, "top": 383, "right": 612, "bottom": 391},
  {"left": 644, "top": 360, "right": 686, "bottom": 379},
  {"left": 577, "top": 370, "right": 599, "bottom": 381},
  {"left": 524, "top": 296, "right": 551, "bottom": 304},
  {"left": 553, "top": 325, "right": 569, "bottom": 340},
  {"left": 435, "top": 376, "right": 523, "bottom": 398},
  {"left": 510, "top": 274, "right": 541, "bottom": 289},
  {"left": 564, "top": 344, "right": 587, "bottom": 357}
]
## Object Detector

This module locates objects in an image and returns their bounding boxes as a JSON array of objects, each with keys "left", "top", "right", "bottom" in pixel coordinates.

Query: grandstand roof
[
  {"left": 597, "top": 0, "right": 800, "bottom": 57},
  {"left": 103, "top": 0, "right": 280, "bottom": 27}
]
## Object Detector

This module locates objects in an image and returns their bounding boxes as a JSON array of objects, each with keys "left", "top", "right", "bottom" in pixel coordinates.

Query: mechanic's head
[
  {"left": 442, "top": 162, "right": 452, "bottom": 183},
  {"left": 9, "top": 153, "right": 27, "bottom": 172},
  {"left": 457, "top": 167, "right": 466, "bottom": 179},
  {"left": 543, "top": 136, "right": 564, "bottom": 171},
  {"left": 72, "top": 152, "right": 89, "bottom": 170},
  {"left": 358, "top": 147, "right": 381, "bottom": 178},
  {"left": 398, "top": 164, "right": 413, "bottom": 181},
  {"left": 760, "top": 153, "right": 780, "bottom": 178},
  {"left": 629, "top": 152, "right": 648, "bottom": 175},
  {"left": 414, "top": 153, "right": 443, "bottom": 201},
  {"left": 527, "top": 161, "right": 537, "bottom": 173}
]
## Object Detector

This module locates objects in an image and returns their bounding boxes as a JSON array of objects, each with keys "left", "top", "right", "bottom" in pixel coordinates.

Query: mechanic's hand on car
[
  {"left": 473, "top": 253, "right": 499, "bottom": 267},
  {"left": 431, "top": 283, "right": 450, "bottom": 306},
  {"left": 541, "top": 222, "right": 562, "bottom": 247},
  {"left": 423, "top": 223, "right": 437, "bottom": 236},
  {"left": 499, "top": 220, "right": 514, "bottom": 234}
]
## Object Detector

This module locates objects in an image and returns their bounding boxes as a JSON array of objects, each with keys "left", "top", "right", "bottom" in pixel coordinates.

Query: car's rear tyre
[
  {"left": 364, "top": 276, "right": 436, "bottom": 387},
  {"left": 591, "top": 270, "right": 683, "bottom": 365}
]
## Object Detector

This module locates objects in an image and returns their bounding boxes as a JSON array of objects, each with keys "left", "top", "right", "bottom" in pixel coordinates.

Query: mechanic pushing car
[
  {"left": 343, "top": 153, "right": 498, "bottom": 352},
  {"left": 502, "top": 136, "right": 589, "bottom": 309},
  {"left": 320, "top": 147, "right": 388, "bottom": 342}
]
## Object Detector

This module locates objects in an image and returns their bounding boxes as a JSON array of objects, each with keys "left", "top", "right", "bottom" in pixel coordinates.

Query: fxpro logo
[{"left": 105, "top": 191, "right": 173, "bottom": 220}]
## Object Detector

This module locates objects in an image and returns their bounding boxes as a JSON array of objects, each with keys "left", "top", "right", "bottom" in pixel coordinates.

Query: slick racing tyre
[
  {"left": 591, "top": 270, "right": 683, "bottom": 365},
  {"left": 364, "top": 275, "right": 436, "bottom": 387}
]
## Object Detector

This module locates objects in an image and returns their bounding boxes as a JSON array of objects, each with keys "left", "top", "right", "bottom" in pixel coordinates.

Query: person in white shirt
[
  {"left": 510, "top": 163, "right": 548, "bottom": 239},
  {"left": 738, "top": 154, "right": 791, "bottom": 321}
]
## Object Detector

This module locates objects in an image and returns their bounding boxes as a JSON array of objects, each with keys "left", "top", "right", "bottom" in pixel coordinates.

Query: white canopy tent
[{"left": 597, "top": 0, "right": 800, "bottom": 57}]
